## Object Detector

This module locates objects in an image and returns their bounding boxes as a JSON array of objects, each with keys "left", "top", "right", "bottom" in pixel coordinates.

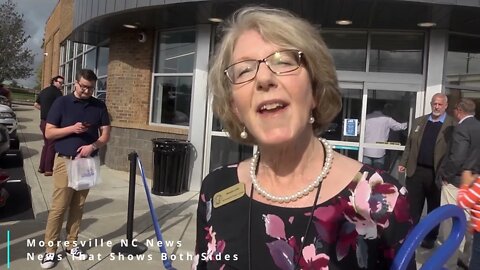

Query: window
[
  {"left": 97, "top": 47, "right": 109, "bottom": 77},
  {"left": 151, "top": 29, "right": 196, "bottom": 126},
  {"left": 85, "top": 49, "right": 96, "bottom": 70},
  {"left": 369, "top": 33, "right": 424, "bottom": 74},
  {"left": 66, "top": 62, "right": 73, "bottom": 84},
  {"left": 75, "top": 57, "right": 83, "bottom": 75},
  {"left": 76, "top": 42, "right": 84, "bottom": 56},
  {"left": 322, "top": 31, "right": 367, "bottom": 71},
  {"left": 59, "top": 41, "right": 109, "bottom": 99},
  {"left": 96, "top": 77, "right": 107, "bottom": 103},
  {"left": 68, "top": 41, "right": 74, "bottom": 61},
  {"left": 445, "top": 34, "right": 480, "bottom": 118},
  {"left": 445, "top": 34, "right": 480, "bottom": 87}
]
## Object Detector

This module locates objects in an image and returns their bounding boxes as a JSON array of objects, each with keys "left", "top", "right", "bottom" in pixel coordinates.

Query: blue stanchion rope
[
  {"left": 391, "top": 204, "right": 467, "bottom": 270},
  {"left": 137, "top": 157, "right": 177, "bottom": 270}
]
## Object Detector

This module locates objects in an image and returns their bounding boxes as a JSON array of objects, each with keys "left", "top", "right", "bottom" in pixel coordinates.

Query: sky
[{"left": 3, "top": 0, "right": 58, "bottom": 88}]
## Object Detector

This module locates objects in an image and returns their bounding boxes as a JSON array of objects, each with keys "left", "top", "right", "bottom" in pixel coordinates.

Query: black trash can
[{"left": 151, "top": 138, "right": 192, "bottom": 196}]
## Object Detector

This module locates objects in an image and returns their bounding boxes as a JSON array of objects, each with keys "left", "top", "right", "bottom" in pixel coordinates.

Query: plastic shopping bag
[{"left": 66, "top": 156, "right": 101, "bottom": 190}]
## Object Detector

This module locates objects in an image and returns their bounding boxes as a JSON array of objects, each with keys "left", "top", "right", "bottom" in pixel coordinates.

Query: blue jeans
[
  {"left": 362, "top": 155, "right": 385, "bottom": 170},
  {"left": 470, "top": 231, "right": 480, "bottom": 270}
]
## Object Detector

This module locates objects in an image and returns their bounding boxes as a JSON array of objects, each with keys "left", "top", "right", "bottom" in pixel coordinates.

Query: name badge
[{"left": 213, "top": 183, "right": 245, "bottom": 208}]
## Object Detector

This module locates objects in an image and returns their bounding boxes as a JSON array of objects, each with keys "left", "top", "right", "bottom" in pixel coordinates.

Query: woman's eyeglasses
[{"left": 224, "top": 50, "right": 303, "bottom": 84}]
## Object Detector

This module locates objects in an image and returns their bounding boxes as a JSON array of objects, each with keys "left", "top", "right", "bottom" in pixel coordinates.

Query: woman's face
[{"left": 230, "top": 30, "right": 316, "bottom": 146}]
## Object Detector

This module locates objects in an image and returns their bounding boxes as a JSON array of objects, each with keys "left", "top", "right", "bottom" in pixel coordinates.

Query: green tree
[
  {"left": 34, "top": 61, "right": 43, "bottom": 90},
  {"left": 0, "top": 0, "right": 34, "bottom": 83}
]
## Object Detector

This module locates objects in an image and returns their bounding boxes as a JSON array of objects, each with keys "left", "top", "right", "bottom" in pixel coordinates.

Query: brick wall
[
  {"left": 104, "top": 31, "right": 188, "bottom": 177},
  {"left": 42, "top": 0, "right": 73, "bottom": 88},
  {"left": 43, "top": 8, "right": 191, "bottom": 178},
  {"left": 104, "top": 127, "right": 187, "bottom": 179},
  {"left": 107, "top": 31, "right": 154, "bottom": 128}
]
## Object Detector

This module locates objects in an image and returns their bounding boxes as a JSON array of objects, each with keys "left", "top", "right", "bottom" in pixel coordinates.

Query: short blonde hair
[{"left": 209, "top": 6, "right": 342, "bottom": 144}]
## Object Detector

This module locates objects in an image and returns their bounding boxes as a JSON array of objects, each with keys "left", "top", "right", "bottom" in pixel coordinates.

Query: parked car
[
  {"left": 0, "top": 142, "right": 10, "bottom": 207},
  {"left": 0, "top": 124, "right": 9, "bottom": 157},
  {"left": 0, "top": 103, "right": 19, "bottom": 149},
  {"left": 0, "top": 95, "right": 12, "bottom": 107}
]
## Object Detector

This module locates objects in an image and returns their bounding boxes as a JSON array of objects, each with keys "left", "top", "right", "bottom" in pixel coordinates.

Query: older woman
[{"left": 194, "top": 6, "right": 413, "bottom": 270}]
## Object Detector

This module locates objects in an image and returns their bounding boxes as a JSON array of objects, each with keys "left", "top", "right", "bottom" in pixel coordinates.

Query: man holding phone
[{"left": 40, "top": 69, "right": 111, "bottom": 269}]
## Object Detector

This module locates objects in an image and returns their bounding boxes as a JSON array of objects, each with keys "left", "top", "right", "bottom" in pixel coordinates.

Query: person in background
[
  {"left": 363, "top": 102, "right": 407, "bottom": 170},
  {"left": 398, "top": 93, "right": 455, "bottom": 250},
  {"left": 34, "top": 76, "right": 64, "bottom": 176},
  {"left": 194, "top": 6, "right": 414, "bottom": 270},
  {"left": 437, "top": 98, "right": 480, "bottom": 269},
  {"left": 458, "top": 151, "right": 480, "bottom": 270},
  {"left": 40, "top": 69, "right": 111, "bottom": 269}
]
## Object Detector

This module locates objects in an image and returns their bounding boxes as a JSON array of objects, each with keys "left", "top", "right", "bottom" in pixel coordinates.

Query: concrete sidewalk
[{"left": 0, "top": 104, "right": 199, "bottom": 270}]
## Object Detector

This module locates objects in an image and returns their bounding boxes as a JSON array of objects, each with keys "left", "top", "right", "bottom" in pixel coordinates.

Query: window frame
[
  {"left": 58, "top": 41, "right": 109, "bottom": 99},
  {"left": 149, "top": 27, "right": 197, "bottom": 128}
]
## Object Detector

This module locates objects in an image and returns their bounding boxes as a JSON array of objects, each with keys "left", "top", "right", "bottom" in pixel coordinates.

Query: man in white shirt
[{"left": 363, "top": 103, "right": 407, "bottom": 170}]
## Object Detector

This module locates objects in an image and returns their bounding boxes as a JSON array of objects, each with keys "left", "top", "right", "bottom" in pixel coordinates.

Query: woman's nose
[{"left": 255, "top": 63, "right": 276, "bottom": 91}]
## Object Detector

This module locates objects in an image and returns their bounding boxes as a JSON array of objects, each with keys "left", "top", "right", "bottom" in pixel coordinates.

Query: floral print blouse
[{"left": 194, "top": 164, "right": 412, "bottom": 270}]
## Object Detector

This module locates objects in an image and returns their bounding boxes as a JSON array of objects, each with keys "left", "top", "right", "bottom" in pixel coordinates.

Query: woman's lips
[{"left": 257, "top": 101, "right": 289, "bottom": 114}]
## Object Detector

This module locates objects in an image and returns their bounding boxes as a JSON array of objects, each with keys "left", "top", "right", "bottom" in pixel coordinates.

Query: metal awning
[{"left": 69, "top": 0, "right": 480, "bottom": 46}]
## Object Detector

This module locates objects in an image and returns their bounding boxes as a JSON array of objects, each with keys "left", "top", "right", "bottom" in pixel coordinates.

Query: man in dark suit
[
  {"left": 398, "top": 93, "right": 455, "bottom": 249},
  {"left": 438, "top": 98, "right": 480, "bottom": 187},
  {"left": 437, "top": 98, "right": 480, "bottom": 268}
]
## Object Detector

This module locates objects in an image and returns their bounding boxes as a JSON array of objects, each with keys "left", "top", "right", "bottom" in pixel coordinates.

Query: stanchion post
[{"left": 111, "top": 151, "right": 148, "bottom": 255}]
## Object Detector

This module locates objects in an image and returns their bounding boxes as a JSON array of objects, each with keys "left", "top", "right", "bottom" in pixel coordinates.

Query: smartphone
[{"left": 82, "top": 122, "right": 91, "bottom": 127}]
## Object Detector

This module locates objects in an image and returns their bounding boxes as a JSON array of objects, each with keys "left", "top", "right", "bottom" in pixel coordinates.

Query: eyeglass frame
[
  {"left": 224, "top": 50, "right": 304, "bottom": 84},
  {"left": 76, "top": 81, "right": 95, "bottom": 91}
]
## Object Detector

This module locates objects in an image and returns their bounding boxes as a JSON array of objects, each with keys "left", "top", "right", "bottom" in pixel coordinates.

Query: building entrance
[{"left": 202, "top": 81, "right": 422, "bottom": 180}]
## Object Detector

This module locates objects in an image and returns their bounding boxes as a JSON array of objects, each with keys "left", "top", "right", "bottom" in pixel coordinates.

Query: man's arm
[
  {"left": 440, "top": 127, "right": 470, "bottom": 181},
  {"left": 458, "top": 173, "right": 480, "bottom": 210},
  {"left": 34, "top": 91, "right": 41, "bottom": 110},
  {"left": 45, "top": 122, "right": 89, "bottom": 140},
  {"left": 76, "top": 125, "right": 112, "bottom": 157},
  {"left": 398, "top": 136, "right": 411, "bottom": 173},
  {"left": 388, "top": 118, "right": 407, "bottom": 131},
  {"left": 93, "top": 125, "right": 111, "bottom": 149},
  {"left": 398, "top": 118, "right": 417, "bottom": 172}
]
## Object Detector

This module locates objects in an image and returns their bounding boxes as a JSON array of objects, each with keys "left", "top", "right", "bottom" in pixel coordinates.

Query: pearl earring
[
  {"left": 240, "top": 127, "right": 248, "bottom": 139},
  {"left": 309, "top": 116, "right": 315, "bottom": 124}
]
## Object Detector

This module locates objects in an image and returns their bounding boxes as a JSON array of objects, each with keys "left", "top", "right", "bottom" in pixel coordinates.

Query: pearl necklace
[{"left": 249, "top": 138, "right": 333, "bottom": 203}]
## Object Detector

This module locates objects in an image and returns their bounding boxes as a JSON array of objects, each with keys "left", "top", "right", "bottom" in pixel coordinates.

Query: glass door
[
  {"left": 202, "top": 82, "right": 421, "bottom": 179},
  {"left": 325, "top": 82, "right": 419, "bottom": 178},
  {"left": 203, "top": 95, "right": 254, "bottom": 178},
  {"left": 207, "top": 117, "right": 254, "bottom": 173},
  {"left": 324, "top": 82, "right": 364, "bottom": 160},
  {"left": 361, "top": 83, "right": 419, "bottom": 178}
]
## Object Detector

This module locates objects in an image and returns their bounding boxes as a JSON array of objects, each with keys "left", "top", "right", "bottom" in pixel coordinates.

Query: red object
[{"left": 0, "top": 171, "right": 9, "bottom": 183}]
